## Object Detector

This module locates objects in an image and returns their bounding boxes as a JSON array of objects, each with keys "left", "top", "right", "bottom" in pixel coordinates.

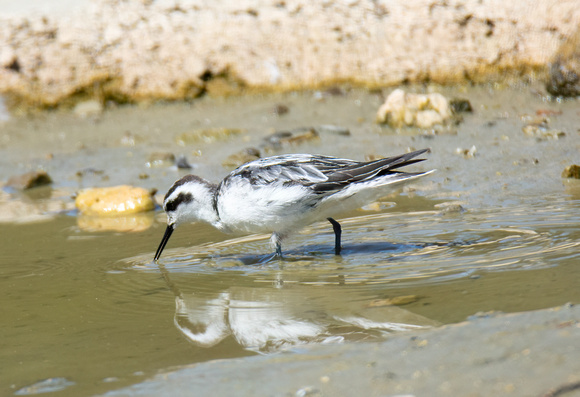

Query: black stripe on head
[
  {"left": 164, "top": 175, "right": 208, "bottom": 202},
  {"left": 164, "top": 192, "right": 193, "bottom": 212}
]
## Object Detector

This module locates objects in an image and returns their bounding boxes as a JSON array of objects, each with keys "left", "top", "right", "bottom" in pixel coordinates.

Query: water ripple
[{"left": 125, "top": 200, "right": 580, "bottom": 286}]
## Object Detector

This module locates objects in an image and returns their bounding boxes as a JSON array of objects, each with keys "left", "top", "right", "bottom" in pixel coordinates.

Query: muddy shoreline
[{"left": 1, "top": 0, "right": 580, "bottom": 109}]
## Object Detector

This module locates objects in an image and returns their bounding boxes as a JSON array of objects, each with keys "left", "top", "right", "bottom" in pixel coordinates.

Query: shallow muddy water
[{"left": 1, "top": 85, "right": 580, "bottom": 396}]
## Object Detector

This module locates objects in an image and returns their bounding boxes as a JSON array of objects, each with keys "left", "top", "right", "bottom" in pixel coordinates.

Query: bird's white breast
[{"left": 216, "top": 178, "right": 318, "bottom": 235}]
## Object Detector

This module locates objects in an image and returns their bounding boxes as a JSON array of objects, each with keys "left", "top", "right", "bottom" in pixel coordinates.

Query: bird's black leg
[
  {"left": 271, "top": 233, "right": 284, "bottom": 258},
  {"left": 327, "top": 217, "right": 342, "bottom": 255},
  {"left": 275, "top": 242, "right": 283, "bottom": 258}
]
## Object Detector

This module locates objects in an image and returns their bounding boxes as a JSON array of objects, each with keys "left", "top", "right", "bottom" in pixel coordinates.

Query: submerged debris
[
  {"left": 367, "top": 295, "right": 420, "bottom": 307},
  {"left": 435, "top": 202, "right": 467, "bottom": 215}
]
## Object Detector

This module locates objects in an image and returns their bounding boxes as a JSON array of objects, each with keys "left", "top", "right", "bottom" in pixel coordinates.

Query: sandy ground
[{"left": 1, "top": 0, "right": 580, "bottom": 107}]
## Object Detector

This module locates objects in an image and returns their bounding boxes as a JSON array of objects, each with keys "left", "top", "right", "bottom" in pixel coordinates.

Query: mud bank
[{"left": 1, "top": 0, "right": 580, "bottom": 108}]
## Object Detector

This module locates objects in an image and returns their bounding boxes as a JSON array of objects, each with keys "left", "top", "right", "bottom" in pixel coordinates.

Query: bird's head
[{"left": 154, "top": 175, "right": 216, "bottom": 261}]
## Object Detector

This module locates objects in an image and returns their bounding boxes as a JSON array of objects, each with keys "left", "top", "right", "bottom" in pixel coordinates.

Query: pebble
[
  {"left": 273, "top": 104, "right": 289, "bottom": 116},
  {"left": 175, "top": 155, "right": 193, "bottom": 169},
  {"left": 314, "top": 124, "right": 350, "bottom": 136},
  {"left": 376, "top": 89, "right": 452, "bottom": 128},
  {"left": 75, "top": 185, "right": 155, "bottom": 216},
  {"left": 522, "top": 124, "right": 566, "bottom": 140},
  {"left": 562, "top": 165, "right": 580, "bottom": 179},
  {"left": 455, "top": 145, "right": 477, "bottom": 158},
  {"left": 449, "top": 98, "right": 473, "bottom": 113},
  {"left": 222, "top": 147, "right": 261, "bottom": 168},
  {"left": 175, "top": 128, "right": 244, "bottom": 145},
  {"left": 436, "top": 202, "right": 467, "bottom": 215},
  {"left": 263, "top": 128, "right": 319, "bottom": 151},
  {"left": 73, "top": 99, "right": 104, "bottom": 118},
  {"left": 5, "top": 170, "right": 52, "bottom": 190},
  {"left": 147, "top": 152, "right": 175, "bottom": 167}
]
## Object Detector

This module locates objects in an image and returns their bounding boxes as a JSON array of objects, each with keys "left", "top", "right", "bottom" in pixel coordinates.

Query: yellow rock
[{"left": 75, "top": 185, "right": 155, "bottom": 216}]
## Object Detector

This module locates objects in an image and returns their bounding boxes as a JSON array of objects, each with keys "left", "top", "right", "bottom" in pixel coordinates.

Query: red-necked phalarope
[{"left": 154, "top": 148, "right": 433, "bottom": 260}]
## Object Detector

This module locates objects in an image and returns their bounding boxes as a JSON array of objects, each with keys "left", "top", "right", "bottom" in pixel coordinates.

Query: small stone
[
  {"left": 435, "top": 202, "right": 466, "bottom": 214},
  {"left": 455, "top": 145, "right": 477, "bottom": 158},
  {"left": 175, "top": 128, "right": 244, "bottom": 145},
  {"left": 449, "top": 98, "right": 473, "bottom": 113},
  {"left": 5, "top": 171, "right": 52, "bottom": 190},
  {"left": 76, "top": 168, "right": 105, "bottom": 178},
  {"left": 120, "top": 131, "right": 143, "bottom": 146},
  {"left": 562, "top": 165, "right": 580, "bottom": 179},
  {"left": 263, "top": 128, "right": 318, "bottom": 150},
  {"left": 175, "top": 155, "right": 193, "bottom": 169},
  {"left": 273, "top": 104, "right": 289, "bottom": 116},
  {"left": 315, "top": 125, "right": 350, "bottom": 136},
  {"left": 75, "top": 185, "right": 155, "bottom": 216},
  {"left": 222, "top": 147, "right": 261, "bottom": 168},
  {"left": 522, "top": 124, "right": 566, "bottom": 139},
  {"left": 147, "top": 152, "right": 175, "bottom": 167},
  {"left": 376, "top": 89, "right": 452, "bottom": 128},
  {"left": 73, "top": 100, "right": 104, "bottom": 118}
]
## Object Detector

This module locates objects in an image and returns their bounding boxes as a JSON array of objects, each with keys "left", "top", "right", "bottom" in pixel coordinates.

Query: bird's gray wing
[
  {"left": 225, "top": 154, "right": 359, "bottom": 186},
  {"left": 310, "top": 149, "right": 431, "bottom": 193},
  {"left": 222, "top": 149, "right": 429, "bottom": 193}
]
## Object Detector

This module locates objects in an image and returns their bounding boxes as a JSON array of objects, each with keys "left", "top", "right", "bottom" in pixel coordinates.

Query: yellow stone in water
[{"left": 75, "top": 186, "right": 155, "bottom": 216}]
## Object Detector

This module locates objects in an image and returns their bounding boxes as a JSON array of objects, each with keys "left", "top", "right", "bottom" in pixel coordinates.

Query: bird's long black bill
[{"left": 154, "top": 225, "right": 174, "bottom": 261}]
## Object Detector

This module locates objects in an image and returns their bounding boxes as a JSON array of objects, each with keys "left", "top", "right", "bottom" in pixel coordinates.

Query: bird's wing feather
[
  {"left": 227, "top": 154, "right": 359, "bottom": 185},
  {"left": 223, "top": 150, "right": 430, "bottom": 194},
  {"left": 311, "top": 149, "right": 431, "bottom": 193}
]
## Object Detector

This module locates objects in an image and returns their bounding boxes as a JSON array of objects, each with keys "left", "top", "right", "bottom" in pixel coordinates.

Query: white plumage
[{"left": 154, "top": 149, "right": 433, "bottom": 260}]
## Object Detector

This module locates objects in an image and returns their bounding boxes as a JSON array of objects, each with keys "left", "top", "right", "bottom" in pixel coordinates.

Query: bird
[{"left": 154, "top": 148, "right": 433, "bottom": 261}]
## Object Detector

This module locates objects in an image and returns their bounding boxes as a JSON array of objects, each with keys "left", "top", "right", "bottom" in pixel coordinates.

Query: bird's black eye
[
  {"left": 165, "top": 200, "right": 178, "bottom": 212},
  {"left": 164, "top": 192, "right": 193, "bottom": 213}
]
